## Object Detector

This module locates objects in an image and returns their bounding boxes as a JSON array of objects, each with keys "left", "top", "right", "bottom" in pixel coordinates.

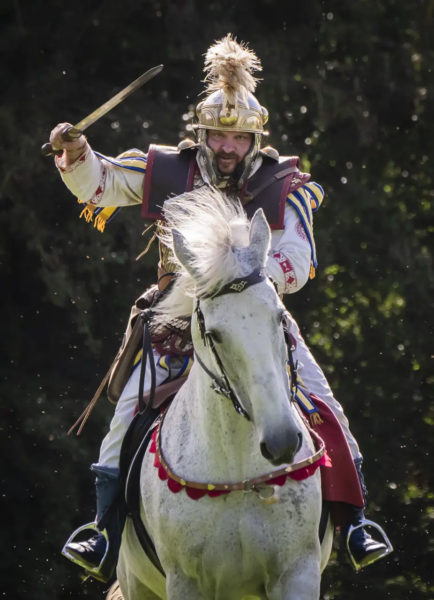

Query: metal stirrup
[
  {"left": 61, "top": 523, "right": 110, "bottom": 582},
  {"left": 346, "top": 519, "right": 394, "bottom": 571}
]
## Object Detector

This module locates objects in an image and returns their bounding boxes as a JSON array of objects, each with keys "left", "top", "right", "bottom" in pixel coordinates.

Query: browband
[{"left": 203, "top": 267, "right": 266, "bottom": 300}]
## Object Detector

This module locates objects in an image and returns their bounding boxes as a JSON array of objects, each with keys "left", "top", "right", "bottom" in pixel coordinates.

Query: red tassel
[
  {"left": 268, "top": 475, "right": 287, "bottom": 487},
  {"left": 186, "top": 487, "right": 207, "bottom": 500},
  {"left": 167, "top": 478, "right": 183, "bottom": 494},
  {"left": 158, "top": 465, "right": 169, "bottom": 481},
  {"left": 209, "top": 490, "right": 230, "bottom": 498}
]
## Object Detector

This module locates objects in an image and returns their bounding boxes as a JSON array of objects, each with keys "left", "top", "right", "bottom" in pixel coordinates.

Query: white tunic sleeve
[
  {"left": 55, "top": 144, "right": 146, "bottom": 207},
  {"left": 266, "top": 203, "right": 312, "bottom": 295}
]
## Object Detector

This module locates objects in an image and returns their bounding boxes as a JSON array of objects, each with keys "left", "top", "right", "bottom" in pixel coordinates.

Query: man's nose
[{"left": 221, "top": 141, "right": 236, "bottom": 153}]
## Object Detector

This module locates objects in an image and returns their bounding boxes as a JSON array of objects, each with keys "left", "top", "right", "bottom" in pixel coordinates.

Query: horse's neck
[{"left": 161, "top": 363, "right": 277, "bottom": 484}]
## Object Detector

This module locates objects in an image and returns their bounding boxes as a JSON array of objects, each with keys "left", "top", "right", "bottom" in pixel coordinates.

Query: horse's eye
[{"left": 206, "top": 330, "right": 222, "bottom": 344}]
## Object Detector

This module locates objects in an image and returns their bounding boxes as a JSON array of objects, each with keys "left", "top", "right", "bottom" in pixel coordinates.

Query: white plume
[{"left": 204, "top": 34, "right": 262, "bottom": 104}]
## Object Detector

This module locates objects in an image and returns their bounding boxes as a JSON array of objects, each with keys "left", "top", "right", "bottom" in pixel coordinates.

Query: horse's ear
[
  {"left": 249, "top": 208, "right": 271, "bottom": 265},
  {"left": 172, "top": 228, "right": 199, "bottom": 279}
]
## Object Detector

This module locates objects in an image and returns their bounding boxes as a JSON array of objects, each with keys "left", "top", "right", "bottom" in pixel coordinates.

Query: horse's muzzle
[{"left": 260, "top": 430, "right": 302, "bottom": 466}]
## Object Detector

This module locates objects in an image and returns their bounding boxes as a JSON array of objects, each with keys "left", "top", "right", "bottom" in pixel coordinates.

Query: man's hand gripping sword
[{"left": 41, "top": 64, "right": 163, "bottom": 157}]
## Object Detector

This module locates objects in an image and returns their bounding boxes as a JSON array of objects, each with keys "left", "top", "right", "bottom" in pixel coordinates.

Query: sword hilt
[{"left": 41, "top": 126, "right": 83, "bottom": 157}]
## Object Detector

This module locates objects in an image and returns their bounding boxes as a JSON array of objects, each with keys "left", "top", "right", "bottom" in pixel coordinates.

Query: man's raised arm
[{"left": 50, "top": 122, "right": 145, "bottom": 208}]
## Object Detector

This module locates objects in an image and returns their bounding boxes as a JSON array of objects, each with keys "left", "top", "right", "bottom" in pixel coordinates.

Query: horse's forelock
[{"left": 155, "top": 187, "right": 251, "bottom": 319}]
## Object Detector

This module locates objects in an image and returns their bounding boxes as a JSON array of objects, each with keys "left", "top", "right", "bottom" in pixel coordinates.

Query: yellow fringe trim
[
  {"left": 79, "top": 204, "right": 96, "bottom": 224},
  {"left": 94, "top": 214, "right": 107, "bottom": 232},
  {"left": 309, "top": 264, "right": 316, "bottom": 279},
  {"left": 310, "top": 412, "right": 324, "bottom": 427}
]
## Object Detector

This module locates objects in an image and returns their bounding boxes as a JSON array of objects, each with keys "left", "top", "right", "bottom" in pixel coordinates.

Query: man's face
[{"left": 207, "top": 130, "right": 253, "bottom": 175}]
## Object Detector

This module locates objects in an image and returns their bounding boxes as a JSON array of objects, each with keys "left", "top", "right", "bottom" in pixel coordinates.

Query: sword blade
[{"left": 73, "top": 64, "right": 164, "bottom": 132}]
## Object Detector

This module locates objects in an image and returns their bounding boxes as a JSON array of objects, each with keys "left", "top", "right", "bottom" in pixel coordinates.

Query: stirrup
[
  {"left": 346, "top": 518, "right": 393, "bottom": 571},
  {"left": 61, "top": 522, "right": 110, "bottom": 582}
]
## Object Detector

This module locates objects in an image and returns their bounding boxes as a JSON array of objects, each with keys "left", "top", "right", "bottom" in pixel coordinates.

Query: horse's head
[{"left": 156, "top": 188, "right": 303, "bottom": 466}]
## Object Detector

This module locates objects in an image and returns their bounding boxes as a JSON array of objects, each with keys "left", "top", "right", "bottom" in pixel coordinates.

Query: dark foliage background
[{"left": 1, "top": 0, "right": 433, "bottom": 598}]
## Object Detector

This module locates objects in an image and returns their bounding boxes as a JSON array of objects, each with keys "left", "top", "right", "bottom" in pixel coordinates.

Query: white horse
[{"left": 114, "top": 188, "right": 332, "bottom": 600}]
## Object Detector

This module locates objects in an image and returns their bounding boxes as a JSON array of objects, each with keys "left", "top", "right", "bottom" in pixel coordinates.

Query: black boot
[
  {"left": 343, "top": 458, "right": 393, "bottom": 570},
  {"left": 62, "top": 465, "right": 127, "bottom": 582}
]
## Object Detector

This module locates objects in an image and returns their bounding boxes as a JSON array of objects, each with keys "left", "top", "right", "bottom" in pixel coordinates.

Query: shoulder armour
[
  {"left": 260, "top": 146, "right": 279, "bottom": 160},
  {"left": 243, "top": 156, "right": 310, "bottom": 230},
  {"left": 142, "top": 144, "right": 197, "bottom": 220},
  {"left": 178, "top": 139, "right": 196, "bottom": 151}
]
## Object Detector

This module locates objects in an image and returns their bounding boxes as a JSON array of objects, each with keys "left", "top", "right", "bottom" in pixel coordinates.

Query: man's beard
[{"left": 214, "top": 152, "right": 242, "bottom": 176}]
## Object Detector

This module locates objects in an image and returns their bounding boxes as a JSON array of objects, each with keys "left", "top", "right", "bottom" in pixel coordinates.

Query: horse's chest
[{"left": 142, "top": 450, "right": 320, "bottom": 580}]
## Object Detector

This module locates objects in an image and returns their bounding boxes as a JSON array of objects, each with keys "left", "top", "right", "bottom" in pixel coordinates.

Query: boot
[
  {"left": 343, "top": 458, "right": 393, "bottom": 570},
  {"left": 62, "top": 465, "right": 127, "bottom": 582}
]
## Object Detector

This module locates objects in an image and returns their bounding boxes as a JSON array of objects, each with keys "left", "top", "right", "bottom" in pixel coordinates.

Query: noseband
[{"left": 194, "top": 268, "right": 298, "bottom": 421}]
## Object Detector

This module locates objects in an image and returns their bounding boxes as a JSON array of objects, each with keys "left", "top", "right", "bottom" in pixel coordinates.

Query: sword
[{"left": 41, "top": 64, "right": 164, "bottom": 157}]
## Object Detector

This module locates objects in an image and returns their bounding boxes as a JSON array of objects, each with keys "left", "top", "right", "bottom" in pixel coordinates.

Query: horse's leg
[
  {"left": 166, "top": 572, "right": 203, "bottom": 600},
  {"left": 267, "top": 557, "right": 321, "bottom": 600},
  {"left": 117, "top": 548, "right": 163, "bottom": 600}
]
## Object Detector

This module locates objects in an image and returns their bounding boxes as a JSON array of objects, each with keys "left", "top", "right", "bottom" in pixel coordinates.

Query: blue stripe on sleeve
[
  {"left": 94, "top": 152, "right": 147, "bottom": 173},
  {"left": 291, "top": 190, "right": 312, "bottom": 225}
]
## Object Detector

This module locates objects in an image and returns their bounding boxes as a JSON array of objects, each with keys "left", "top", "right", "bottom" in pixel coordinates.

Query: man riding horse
[{"left": 49, "top": 35, "right": 390, "bottom": 582}]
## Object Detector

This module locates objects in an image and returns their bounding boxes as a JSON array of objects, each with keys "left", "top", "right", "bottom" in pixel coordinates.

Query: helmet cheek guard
[{"left": 194, "top": 90, "right": 268, "bottom": 189}]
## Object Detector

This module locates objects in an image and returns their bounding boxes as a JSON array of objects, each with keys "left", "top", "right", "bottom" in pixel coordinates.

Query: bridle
[
  {"left": 193, "top": 267, "right": 298, "bottom": 421},
  {"left": 137, "top": 268, "right": 327, "bottom": 499},
  {"left": 137, "top": 267, "right": 298, "bottom": 423}
]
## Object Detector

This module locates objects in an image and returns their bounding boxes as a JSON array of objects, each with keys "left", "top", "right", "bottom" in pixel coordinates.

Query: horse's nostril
[{"left": 260, "top": 441, "right": 274, "bottom": 461}]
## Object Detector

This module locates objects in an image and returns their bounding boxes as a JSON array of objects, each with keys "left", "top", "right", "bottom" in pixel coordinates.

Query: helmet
[{"left": 193, "top": 35, "right": 269, "bottom": 189}]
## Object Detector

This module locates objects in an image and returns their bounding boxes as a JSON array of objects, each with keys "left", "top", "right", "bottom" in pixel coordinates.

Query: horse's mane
[{"left": 155, "top": 186, "right": 251, "bottom": 320}]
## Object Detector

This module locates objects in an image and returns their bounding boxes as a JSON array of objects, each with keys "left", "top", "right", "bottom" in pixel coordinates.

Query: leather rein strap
[
  {"left": 194, "top": 267, "right": 267, "bottom": 420},
  {"left": 138, "top": 309, "right": 157, "bottom": 417}
]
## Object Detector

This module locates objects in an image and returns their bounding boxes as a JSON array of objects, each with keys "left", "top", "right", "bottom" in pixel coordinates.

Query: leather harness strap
[
  {"left": 138, "top": 309, "right": 157, "bottom": 417},
  {"left": 194, "top": 268, "right": 267, "bottom": 419},
  {"left": 244, "top": 165, "right": 299, "bottom": 201},
  {"left": 154, "top": 408, "right": 326, "bottom": 493}
]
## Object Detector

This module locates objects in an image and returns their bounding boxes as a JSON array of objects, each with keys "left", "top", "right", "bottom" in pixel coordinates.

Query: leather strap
[
  {"left": 155, "top": 407, "right": 326, "bottom": 492},
  {"left": 138, "top": 310, "right": 157, "bottom": 417},
  {"left": 244, "top": 166, "right": 299, "bottom": 201},
  {"left": 203, "top": 267, "right": 266, "bottom": 300},
  {"left": 124, "top": 412, "right": 165, "bottom": 576}
]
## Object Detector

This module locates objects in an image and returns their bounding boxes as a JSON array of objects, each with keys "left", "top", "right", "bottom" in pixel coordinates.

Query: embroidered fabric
[
  {"left": 89, "top": 165, "right": 108, "bottom": 205},
  {"left": 272, "top": 252, "right": 298, "bottom": 293},
  {"left": 55, "top": 144, "right": 90, "bottom": 174},
  {"left": 295, "top": 220, "right": 309, "bottom": 242}
]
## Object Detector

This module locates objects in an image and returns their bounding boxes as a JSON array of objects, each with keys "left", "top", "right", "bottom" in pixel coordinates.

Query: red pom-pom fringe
[{"left": 148, "top": 424, "right": 331, "bottom": 500}]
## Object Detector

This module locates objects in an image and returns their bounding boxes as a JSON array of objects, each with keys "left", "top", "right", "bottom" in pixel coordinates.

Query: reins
[{"left": 137, "top": 309, "right": 157, "bottom": 418}]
